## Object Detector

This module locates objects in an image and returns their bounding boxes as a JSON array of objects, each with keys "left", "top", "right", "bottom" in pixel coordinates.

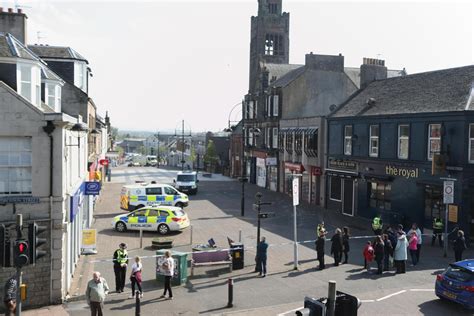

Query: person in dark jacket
[
  {"left": 256, "top": 237, "right": 269, "bottom": 277},
  {"left": 315, "top": 232, "right": 326, "bottom": 270},
  {"left": 374, "top": 236, "right": 385, "bottom": 274},
  {"left": 3, "top": 275, "right": 17, "bottom": 316},
  {"left": 330, "top": 228, "right": 343, "bottom": 266},
  {"left": 342, "top": 226, "right": 350, "bottom": 264},
  {"left": 382, "top": 234, "right": 393, "bottom": 271},
  {"left": 386, "top": 226, "right": 398, "bottom": 250},
  {"left": 113, "top": 243, "right": 129, "bottom": 293},
  {"left": 453, "top": 230, "right": 467, "bottom": 262}
]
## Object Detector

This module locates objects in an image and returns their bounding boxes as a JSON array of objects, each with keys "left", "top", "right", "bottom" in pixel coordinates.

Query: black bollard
[
  {"left": 227, "top": 278, "right": 234, "bottom": 308},
  {"left": 135, "top": 290, "right": 141, "bottom": 316}
]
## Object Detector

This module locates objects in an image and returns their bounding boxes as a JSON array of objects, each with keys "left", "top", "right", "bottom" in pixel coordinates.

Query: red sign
[
  {"left": 311, "top": 166, "right": 322, "bottom": 176},
  {"left": 285, "top": 162, "right": 305, "bottom": 173},
  {"left": 99, "top": 159, "right": 109, "bottom": 166}
]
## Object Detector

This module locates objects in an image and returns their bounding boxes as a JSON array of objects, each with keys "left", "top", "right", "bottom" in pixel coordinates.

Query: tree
[{"left": 204, "top": 140, "right": 218, "bottom": 172}]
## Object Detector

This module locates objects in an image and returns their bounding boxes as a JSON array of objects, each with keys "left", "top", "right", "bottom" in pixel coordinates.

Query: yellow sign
[
  {"left": 385, "top": 165, "right": 419, "bottom": 179},
  {"left": 82, "top": 229, "right": 97, "bottom": 249},
  {"left": 448, "top": 205, "right": 458, "bottom": 223}
]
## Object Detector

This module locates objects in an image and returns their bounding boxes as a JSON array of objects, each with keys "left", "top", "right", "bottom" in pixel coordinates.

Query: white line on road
[
  {"left": 360, "top": 299, "right": 375, "bottom": 303},
  {"left": 409, "top": 289, "right": 435, "bottom": 292},
  {"left": 376, "top": 290, "right": 406, "bottom": 301},
  {"left": 277, "top": 307, "right": 303, "bottom": 316}
]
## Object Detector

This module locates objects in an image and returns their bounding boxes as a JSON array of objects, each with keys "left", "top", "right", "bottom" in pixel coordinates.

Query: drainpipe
[{"left": 43, "top": 121, "right": 56, "bottom": 304}]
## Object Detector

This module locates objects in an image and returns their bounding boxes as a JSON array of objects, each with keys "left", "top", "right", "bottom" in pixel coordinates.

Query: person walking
[
  {"left": 431, "top": 217, "right": 444, "bottom": 247},
  {"left": 408, "top": 231, "right": 418, "bottom": 266},
  {"left": 160, "top": 250, "right": 175, "bottom": 300},
  {"left": 3, "top": 275, "right": 17, "bottom": 316},
  {"left": 342, "top": 227, "right": 350, "bottom": 264},
  {"left": 256, "top": 237, "right": 269, "bottom": 277},
  {"left": 374, "top": 236, "right": 385, "bottom": 275},
  {"left": 129, "top": 256, "right": 143, "bottom": 299},
  {"left": 363, "top": 241, "right": 375, "bottom": 272},
  {"left": 408, "top": 223, "right": 422, "bottom": 263},
  {"left": 86, "top": 272, "right": 109, "bottom": 316},
  {"left": 453, "top": 230, "right": 467, "bottom": 262},
  {"left": 394, "top": 231, "right": 408, "bottom": 274},
  {"left": 315, "top": 231, "right": 326, "bottom": 270},
  {"left": 330, "top": 228, "right": 343, "bottom": 266},
  {"left": 382, "top": 234, "right": 393, "bottom": 271},
  {"left": 113, "top": 243, "right": 128, "bottom": 293}
]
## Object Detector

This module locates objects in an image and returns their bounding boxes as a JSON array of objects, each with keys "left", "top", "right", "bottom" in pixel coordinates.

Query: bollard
[
  {"left": 227, "top": 278, "right": 234, "bottom": 308},
  {"left": 190, "top": 225, "right": 193, "bottom": 245},
  {"left": 135, "top": 290, "right": 141, "bottom": 316},
  {"left": 239, "top": 229, "right": 242, "bottom": 243},
  {"left": 139, "top": 229, "right": 143, "bottom": 249},
  {"left": 327, "top": 280, "right": 336, "bottom": 316}
]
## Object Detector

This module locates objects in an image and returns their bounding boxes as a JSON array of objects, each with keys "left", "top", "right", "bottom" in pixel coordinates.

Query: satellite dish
[{"left": 329, "top": 104, "right": 337, "bottom": 112}]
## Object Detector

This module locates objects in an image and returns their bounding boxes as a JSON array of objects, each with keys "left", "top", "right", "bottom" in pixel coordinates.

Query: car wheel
[
  {"left": 158, "top": 224, "right": 169, "bottom": 235},
  {"left": 175, "top": 202, "right": 184, "bottom": 208},
  {"left": 115, "top": 222, "right": 127, "bottom": 232}
]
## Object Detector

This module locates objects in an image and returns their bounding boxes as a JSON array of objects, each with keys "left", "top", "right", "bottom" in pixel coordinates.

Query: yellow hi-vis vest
[
  {"left": 372, "top": 217, "right": 382, "bottom": 230},
  {"left": 433, "top": 219, "right": 444, "bottom": 230},
  {"left": 116, "top": 249, "right": 128, "bottom": 264},
  {"left": 317, "top": 224, "right": 326, "bottom": 236}
]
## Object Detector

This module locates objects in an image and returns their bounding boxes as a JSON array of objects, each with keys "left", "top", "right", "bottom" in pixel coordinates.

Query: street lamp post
[{"left": 155, "top": 132, "right": 159, "bottom": 168}]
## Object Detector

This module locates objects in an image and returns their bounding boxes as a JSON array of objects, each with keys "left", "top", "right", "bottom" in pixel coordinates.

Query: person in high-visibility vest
[
  {"left": 317, "top": 222, "right": 327, "bottom": 237},
  {"left": 372, "top": 215, "right": 383, "bottom": 235},
  {"left": 113, "top": 243, "right": 128, "bottom": 293},
  {"left": 431, "top": 217, "right": 444, "bottom": 247}
]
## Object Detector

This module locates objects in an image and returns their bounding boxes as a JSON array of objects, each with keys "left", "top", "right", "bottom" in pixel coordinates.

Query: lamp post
[{"left": 155, "top": 132, "right": 160, "bottom": 168}]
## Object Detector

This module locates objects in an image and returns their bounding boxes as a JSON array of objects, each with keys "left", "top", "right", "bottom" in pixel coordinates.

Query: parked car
[
  {"left": 112, "top": 205, "right": 190, "bottom": 235},
  {"left": 435, "top": 259, "right": 474, "bottom": 310}
]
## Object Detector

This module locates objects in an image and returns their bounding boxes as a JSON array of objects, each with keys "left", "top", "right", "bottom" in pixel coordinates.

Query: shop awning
[
  {"left": 304, "top": 127, "right": 318, "bottom": 135},
  {"left": 285, "top": 162, "right": 305, "bottom": 173}
]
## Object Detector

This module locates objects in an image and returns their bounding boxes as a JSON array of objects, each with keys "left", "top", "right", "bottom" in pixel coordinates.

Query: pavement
[{"left": 20, "top": 166, "right": 474, "bottom": 315}]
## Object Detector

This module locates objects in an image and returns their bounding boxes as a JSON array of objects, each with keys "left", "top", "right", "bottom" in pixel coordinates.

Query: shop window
[
  {"left": 398, "top": 124, "right": 409, "bottom": 159},
  {"left": 344, "top": 125, "right": 352, "bottom": 155},
  {"left": 428, "top": 123, "right": 441, "bottom": 160},
  {"left": 368, "top": 181, "right": 391, "bottom": 210},
  {"left": 304, "top": 129, "right": 318, "bottom": 157},
  {"left": 424, "top": 185, "right": 443, "bottom": 220},
  {"left": 329, "top": 176, "right": 342, "bottom": 201},
  {"left": 369, "top": 125, "right": 379, "bottom": 157},
  {"left": 469, "top": 124, "right": 474, "bottom": 163}
]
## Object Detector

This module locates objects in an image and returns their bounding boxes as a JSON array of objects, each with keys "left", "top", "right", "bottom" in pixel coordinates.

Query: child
[{"left": 363, "top": 241, "right": 375, "bottom": 272}]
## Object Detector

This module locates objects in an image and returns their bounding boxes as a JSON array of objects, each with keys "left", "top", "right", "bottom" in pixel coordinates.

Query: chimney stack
[
  {"left": 305, "top": 52, "right": 344, "bottom": 72},
  {"left": 360, "top": 57, "right": 387, "bottom": 89},
  {"left": 0, "top": 7, "right": 28, "bottom": 44}
]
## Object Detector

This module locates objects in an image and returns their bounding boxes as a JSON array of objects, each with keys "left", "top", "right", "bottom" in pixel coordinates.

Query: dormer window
[
  {"left": 45, "top": 83, "right": 62, "bottom": 112},
  {"left": 17, "top": 63, "right": 41, "bottom": 107},
  {"left": 74, "top": 61, "right": 87, "bottom": 92}
]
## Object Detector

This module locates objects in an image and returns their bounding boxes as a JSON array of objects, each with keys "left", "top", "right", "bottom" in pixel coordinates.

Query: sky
[{"left": 4, "top": 0, "right": 473, "bottom": 133}]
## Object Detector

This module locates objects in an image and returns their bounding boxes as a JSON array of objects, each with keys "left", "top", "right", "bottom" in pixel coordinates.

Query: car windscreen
[
  {"left": 177, "top": 175, "right": 196, "bottom": 182},
  {"left": 172, "top": 210, "right": 185, "bottom": 217},
  {"left": 446, "top": 266, "right": 474, "bottom": 282}
]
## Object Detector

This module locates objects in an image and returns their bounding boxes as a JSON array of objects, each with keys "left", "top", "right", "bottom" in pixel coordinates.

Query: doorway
[{"left": 342, "top": 179, "right": 354, "bottom": 216}]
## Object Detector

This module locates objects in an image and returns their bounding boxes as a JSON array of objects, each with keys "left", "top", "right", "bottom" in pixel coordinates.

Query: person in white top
[
  {"left": 160, "top": 251, "right": 174, "bottom": 300},
  {"left": 407, "top": 223, "right": 422, "bottom": 263},
  {"left": 129, "top": 256, "right": 143, "bottom": 299}
]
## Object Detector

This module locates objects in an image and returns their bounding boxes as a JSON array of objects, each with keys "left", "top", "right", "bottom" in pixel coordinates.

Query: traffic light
[
  {"left": 28, "top": 222, "right": 47, "bottom": 264},
  {"left": 0, "top": 224, "right": 12, "bottom": 267},
  {"left": 14, "top": 240, "right": 29, "bottom": 268}
]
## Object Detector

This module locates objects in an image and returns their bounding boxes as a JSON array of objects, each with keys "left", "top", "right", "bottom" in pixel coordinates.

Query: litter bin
[
  {"left": 230, "top": 242, "right": 244, "bottom": 270},
  {"left": 335, "top": 291, "right": 360, "bottom": 316},
  {"left": 156, "top": 250, "right": 188, "bottom": 286}
]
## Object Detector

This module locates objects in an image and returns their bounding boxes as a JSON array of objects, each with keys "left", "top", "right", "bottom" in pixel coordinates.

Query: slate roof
[
  {"left": 28, "top": 44, "right": 88, "bottom": 63},
  {"left": 330, "top": 65, "right": 474, "bottom": 118},
  {"left": 262, "top": 62, "right": 303, "bottom": 84},
  {"left": 343, "top": 67, "right": 406, "bottom": 89},
  {"left": 0, "top": 32, "right": 39, "bottom": 61}
]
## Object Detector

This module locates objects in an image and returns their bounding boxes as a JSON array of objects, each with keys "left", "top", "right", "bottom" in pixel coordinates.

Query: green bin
[{"left": 156, "top": 250, "right": 188, "bottom": 286}]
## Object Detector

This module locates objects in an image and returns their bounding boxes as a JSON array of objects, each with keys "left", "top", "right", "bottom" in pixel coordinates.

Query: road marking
[
  {"left": 409, "top": 289, "right": 434, "bottom": 292},
  {"left": 360, "top": 299, "right": 375, "bottom": 303},
  {"left": 376, "top": 290, "right": 406, "bottom": 301},
  {"left": 277, "top": 307, "right": 302, "bottom": 316}
]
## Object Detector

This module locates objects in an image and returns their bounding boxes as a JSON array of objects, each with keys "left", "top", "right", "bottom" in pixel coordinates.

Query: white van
[
  {"left": 120, "top": 182, "right": 189, "bottom": 211},
  {"left": 146, "top": 155, "right": 158, "bottom": 166},
  {"left": 174, "top": 171, "right": 199, "bottom": 195}
]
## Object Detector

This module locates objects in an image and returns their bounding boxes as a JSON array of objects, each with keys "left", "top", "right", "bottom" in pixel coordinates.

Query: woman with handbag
[{"left": 129, "top": 256, "right": 143, "bottom": 299}]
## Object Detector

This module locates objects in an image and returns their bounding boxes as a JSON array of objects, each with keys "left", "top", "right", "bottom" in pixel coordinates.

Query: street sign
[
  {"left": 0, "top": 196, "right": 40, "bottom": 204},
  {"left": 99, "top": 158, "right": 109, "bottom": 166},
  {"left": 85, "top": 182, "right": 101, "bottom": 196},
  {"left": 258, "top": 212, "right": 275, "bottom": 219},
  {"left": 443, "top": 180, "right": 454, "bottom": 204},
  {"left": 252, "top": 203, "right": 259, "bottom": 212},
  {"left": 292, "top": 178, "right": 299, "bottom": 206}
]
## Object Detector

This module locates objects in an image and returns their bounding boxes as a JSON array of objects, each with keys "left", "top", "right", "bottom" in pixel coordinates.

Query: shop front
[
  {"left": 326, "top": 158, "right": 359, "bottom": 216},
  {"left": 266, "top": 157, "right": 278, "bottom": 191},
  {"left": 256, "top": 158, "right": 266, "bottom": 188},
  {"left": 284, "top": 162, "right": 305, "bottom": 197},
  {"left": 310, "top": 166, "right": 321, "bottom": 205}
]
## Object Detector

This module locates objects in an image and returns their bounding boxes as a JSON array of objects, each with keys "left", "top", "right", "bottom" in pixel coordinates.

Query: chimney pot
[
  {"left": 8, "top": 8, "right": 13, "bottom": 13},
  {"left": 18, "top": 8, "right": 22, "bottom": 14}
]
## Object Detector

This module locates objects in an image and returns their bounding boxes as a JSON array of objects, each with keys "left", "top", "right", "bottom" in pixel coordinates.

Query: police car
[{"left": 112, "top": 205, "right": 190, "bottom": 235}]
